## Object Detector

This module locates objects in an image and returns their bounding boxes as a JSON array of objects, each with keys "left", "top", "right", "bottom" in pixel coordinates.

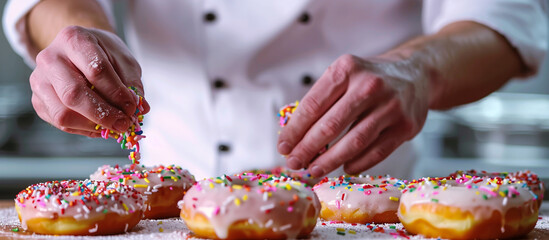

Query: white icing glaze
[
  {"left": 313, "top": 175, "right": 404, "bottom": 221},
  {"left": 181, "top": 173, "right": 321, "bottom": 239},
  {"left": 15, "top": 180, "right": 145, "bottom": 230}
]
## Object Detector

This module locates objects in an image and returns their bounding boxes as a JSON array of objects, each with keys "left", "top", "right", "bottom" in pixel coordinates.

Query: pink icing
[{"left": 181, "top": 173, "right": 321, "bottom": 239}]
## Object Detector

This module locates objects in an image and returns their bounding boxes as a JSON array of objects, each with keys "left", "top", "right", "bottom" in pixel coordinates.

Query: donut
[
  {"left": 14, "top": 180, "right": 145, "bottom": 235},
  {"left": 242, "top": 166, "right": 320, "bottom": 185},
  {"left": 398, "top": 175, "right": 539, "bottom": 239},
  {"left": 180, "top": 173, "right": 321, "bottom": 239},
  {"left": 451, "top": 169, "right": 545, "bottom": 208},
  {"left": 90, "top": 164, "right": 195, "bottom": 219},
  {"left": 313, "top": 175, "right": 404, "bottom": 224}
]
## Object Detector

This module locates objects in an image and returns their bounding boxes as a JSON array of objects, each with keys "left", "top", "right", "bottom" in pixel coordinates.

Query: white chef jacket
[{"left": 4, "top": 0, "right": 547, "bottom": 179}]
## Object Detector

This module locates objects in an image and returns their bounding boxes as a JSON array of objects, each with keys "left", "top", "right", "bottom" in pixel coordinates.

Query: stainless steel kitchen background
[{"left": 0, "top": 1, "right": 548, "bottom": 200}]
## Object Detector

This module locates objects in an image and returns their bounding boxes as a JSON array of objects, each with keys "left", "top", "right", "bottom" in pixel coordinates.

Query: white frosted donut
[
  {"left": 313, "top": 175, "right": 404, "bottom": 223},
  {"left": 15, "top": 180, "right": 145, "bottom": 235},
  {"left": 180, "top": 173, "right": 321, "bottom": 239},
  {"left": 90, "top": 164, "right": 195, "bottom": 219},
  {"left": 398, "top": 175, "right": 540, "bottom": 239}
]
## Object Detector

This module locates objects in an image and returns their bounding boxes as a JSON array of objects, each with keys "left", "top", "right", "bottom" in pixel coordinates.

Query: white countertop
[{"left": 1, "top": 202, "right": 548, "bottom": 240}]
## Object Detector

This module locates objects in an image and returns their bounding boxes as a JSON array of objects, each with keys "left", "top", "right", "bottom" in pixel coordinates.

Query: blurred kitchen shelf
[
  {"left": 0, "top": 157, "right": 129, "bottom": 199},
  {"left": 0, "top": 157, "right": 129, "bottom": 179}
]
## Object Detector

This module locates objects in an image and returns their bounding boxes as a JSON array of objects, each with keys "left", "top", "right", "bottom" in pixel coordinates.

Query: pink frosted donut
[
  {"left": 180, "top": 173, "right": 321, "bottom": 239},
  {"left": 399, "top": 175, "right": 539, "bottom": 239},
  {"left": 90, "top": 164, "right": 195, "bottom": 219},
  {"left": 15, "top": 180, "right": 145, "bottom": 235},
  {"left": 313, "top": 175, "right": 404, "bottom": 223}
]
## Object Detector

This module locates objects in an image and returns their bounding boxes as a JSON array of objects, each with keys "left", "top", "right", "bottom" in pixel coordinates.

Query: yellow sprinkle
[
  {"left": 268, "top": 192, "right": 272, "bottom": 197},
  {"left": 285, "top": 184, "right": 292, "bottom": 190},
  {"left": 349, "top": 230, "right": 356, "bottom": 234},
  {"left": 159, "top": 227, "right": 164, "bottom": 232},
  {"left": 91, "top": 85, "right": 95, "bottom": 90},
  {"left": 144, "top": 178, "right": 150, "bottom": 183},
  {"left": 209, "top": 183, "right": 214, "bottom": 189},
  {"left": 234, "top": 198, "right": 241, "bottom": 206},
  {"left": 72, "top": 191, "right": 81, "bottom": 196},
  {"left": 389, "top": 196, "right": 399, "bottom": 201},
  {"left": 133, "top": 184, "right": 148, "bottom": 188},
  {"left": 214, "top": 179, "right": 223, "bottom": 183},
  {"left": 232, "top": 185, "right": 243, "bottom": 190},
  {"left": 122, "top": 203, "right": 129, "bottom": 212},
  {"left": 171, "top": 176, "right": 178, "bottom": 182},
  {"left": 475, "top": 191, "right": 480, "bottom": 195},
  {"left": 349, "top": 188, "right": 353, "bottom": 191},
  {"left": 293, "top": 181, "right": 301, "bottom": 186},
  {"left": 499, "top": 191, "right": 506, "bottom": 197},
  {"left": 443, "top": 186, "right": 447, "bottom": 191},
  {"left": 242, "top": 195, "right": 248, "bottom": 201},
  {"left": 336, "top": 228, "right": 345, "bottom": 232}
]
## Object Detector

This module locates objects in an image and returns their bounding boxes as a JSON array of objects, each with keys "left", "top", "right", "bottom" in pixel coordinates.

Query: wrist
[{"left": 27, "top": 0, "right": 113, "bottom": 51}]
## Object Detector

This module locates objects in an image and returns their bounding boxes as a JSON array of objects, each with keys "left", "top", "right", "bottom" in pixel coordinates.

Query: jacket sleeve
[
  {"left": 2, "top": 0, "right": 115, "bottom": 67},
  {"left": 423, "top": 0, "right": 548, "bottom": 76}
]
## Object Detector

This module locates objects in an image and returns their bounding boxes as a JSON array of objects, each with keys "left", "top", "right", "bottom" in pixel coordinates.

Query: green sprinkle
[
  {"left": 336, "top": 231, "right": 345, "bottom": 236},
  {"left": 389, "top": 226, "right": 396, "bottom": 229},
  {"left": 163, "top": 176, "right": 172, "bottom": 179},
  {"left": 11, "top": 228, "right": 19, "bottom": 232},
  {"left": 482, "top": 195, "right": 488, "bottom": 200},
  {"left": 431, "top": 198, "right": 439, "bottom": 203},
  {"left": 103, "top": 209, "right": 108, "bottom": 214},
  {"left": 122, "top": 172, "right": 133, "bottom": 175}
]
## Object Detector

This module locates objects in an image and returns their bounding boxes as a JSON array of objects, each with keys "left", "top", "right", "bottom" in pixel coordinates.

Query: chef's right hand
[{"left": 30, "top": 26, "right": 150, "bottom": 138}]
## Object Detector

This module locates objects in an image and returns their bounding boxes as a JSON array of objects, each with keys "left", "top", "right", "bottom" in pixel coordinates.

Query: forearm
[
  {"left": 27, "top": 0, "right": 112, "bottom": 52},
  {"left": 382, "top": 21, "right": 525, "bottom": 110}
]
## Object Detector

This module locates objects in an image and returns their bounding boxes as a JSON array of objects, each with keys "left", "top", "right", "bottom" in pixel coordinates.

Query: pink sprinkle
[
  {"left": 479, "top": 186, "right": 497, "bottom": 197},
  {"left": 287, "top": 206, "right": 293, "bottom": 212},
  {"left": 336, "top": 200, "right": 341, "bottom": 209},
  {"left": 420, "top": 193, "right": 425, "bottom": 198},
  {"left": 213, "top": 206, "right": 220, "bottom": 216},
  {"left": 433, "top": 191, "right": 439, "bottom": 195},
  {"left": 365, "top": 190, "right": 371, "bottom": 195},
  {"left": 378, "top": 190, "right": 382, "bottom": 194},
  {"left": 467, "top": 185, "right": 472, "bottom": 189}
]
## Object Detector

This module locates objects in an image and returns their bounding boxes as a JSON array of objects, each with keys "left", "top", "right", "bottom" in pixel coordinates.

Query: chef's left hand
[{"left": 277, "top": 54, "right": 429, "bottom": 177}]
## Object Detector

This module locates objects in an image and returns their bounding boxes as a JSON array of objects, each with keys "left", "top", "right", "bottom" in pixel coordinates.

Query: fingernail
[
  {"left": 287, "top": 157, "right": 302, "bottom": 170},
  {"left": 113, "top": 118, "right": 129, "bottom": 132},
  {"left": 278, "top": 142, "right": 292, "bottom": 155},
  {"left": 309, "top": 165, "right": 325, "bottom": 177}
]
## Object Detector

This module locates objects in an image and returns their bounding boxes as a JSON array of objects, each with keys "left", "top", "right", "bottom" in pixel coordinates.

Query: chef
[{"left": 3, "top": 0, "right": 547, "bottom": 179}]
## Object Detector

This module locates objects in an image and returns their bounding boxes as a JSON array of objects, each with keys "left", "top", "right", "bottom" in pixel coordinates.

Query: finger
[
  {"left": 65, "top": 128, "right": 102, "bottom": 138},
  {"left": 285, "top": 73, "right": 388, "bottom": 169},
  {"left": 58, "top": 26, "right": 137, "bottom": 116},
  {"left": 35, "top": 52, "right": 132, "bottom": 132},
  {"left": 342, "top": 125, "right": 407, "bottom": 175},
  {"left": 304, "top": 99, "right": 400, "bottom": 177},
  {"left": 97, "top": 34, "right": 151, "bottom": 115},
  {"left": 31, "top": 89, "right": 99, "bottom": 132},
  {"left": 278, "top": 54, "right": 358, "bottom": 156},
  {"left": 32, "top": 91, "right": 102, "bottom": 138}
]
